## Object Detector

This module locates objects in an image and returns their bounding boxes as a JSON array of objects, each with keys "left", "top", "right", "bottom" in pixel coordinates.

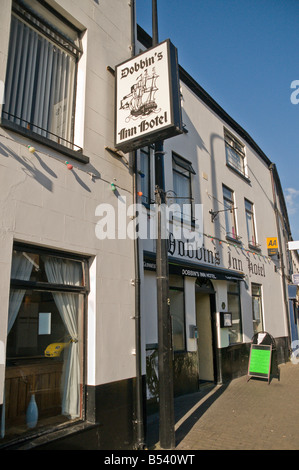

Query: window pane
[
  {"left": 223, "top": 187, "right": 237, "bottom": 238},
  {"left": 226, "top": 145, "right": 244, "bottom": 173},
  {"left": 228, "top": 281, "right": 239, "bottom": 293},
  {"left": 10, "top": 251, "right": 85, "bottom": 286},
  {"left": 245, "top": 199, "right": 252, "bottom": 212},
  {"left": 172, "top": 154, "right": 193, "bottom": 222},
  {"left": 169, "top": 289, "right": 185, "bottom": 351},
  {"left": 224, "top": 200, "right": 234, "bottom": 234},
  {"left": 252, "top": 284, "right": 261, "bottom": 297},
  {"left": 223, "top": 186, "right": 233, "bottom": 201},
  {"left": 3, "top": 14, "right": 77, "bottom": 147},
  {"left": 169, "top": 275, "right": 184, "bottom": 288},
  {"left": 227, "top": 282, "right": 242, "bottom": 344},
  {"left": 246, "top": 211, "right": 254, "bottom": 243},
  {"left": 245, "top": 200, "right": 256, "bottom": 245},
  {"left": 225, "top": 130, "right": 245, "bottom": 174},
  {"left": 252, "top": 284, "right": 263, "bottom": 335},
  {"left": 173, "top": 171, "right": 192, "bottom": 221},
  {"left": 3, "top": 288, "right": 84, "bottom": 442},
  {"left": 140, "top": 148, "right": 150, "bottom": 204}
]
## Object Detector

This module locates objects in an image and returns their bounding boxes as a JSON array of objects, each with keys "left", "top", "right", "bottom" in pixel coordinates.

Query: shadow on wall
[{"left": 0, "top": 140, "right": 103, "bottom": 194}]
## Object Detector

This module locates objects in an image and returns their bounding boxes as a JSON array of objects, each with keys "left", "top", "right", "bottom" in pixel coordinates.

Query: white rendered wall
[{"left": 0, "top": 0, "right": 137, "bottom": 401}]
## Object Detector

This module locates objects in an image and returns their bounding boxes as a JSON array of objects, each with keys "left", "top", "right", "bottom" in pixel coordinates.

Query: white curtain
[
  {"left": 7, "top": 252, "right": 34, "bottom": 332},
  {"left": 1, "top": 252, "right": 33, "bottom": 438},
  {"left": 43, "top": 257, "right": 82, "bottom": 419}
]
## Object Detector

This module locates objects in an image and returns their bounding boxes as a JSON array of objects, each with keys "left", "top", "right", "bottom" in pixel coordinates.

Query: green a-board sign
[{"left": 247, "top": 344, "right": 272, "bottom": 384}]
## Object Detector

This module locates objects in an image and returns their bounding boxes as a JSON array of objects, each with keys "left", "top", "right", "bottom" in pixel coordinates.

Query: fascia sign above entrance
[{"left": 114, "top": 40, "right": 183, "bottom": 153}]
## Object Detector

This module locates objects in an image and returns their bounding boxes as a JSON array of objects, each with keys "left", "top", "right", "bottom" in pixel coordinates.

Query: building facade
[
  {"left": 0, "top": 0, "right": 297, "bottom": 451},
  {"left": 0, "top": 0, "right": 139, "bottom": 450},
  {"left": 136, "top": 28, "right": 296, "bottom": 412}
]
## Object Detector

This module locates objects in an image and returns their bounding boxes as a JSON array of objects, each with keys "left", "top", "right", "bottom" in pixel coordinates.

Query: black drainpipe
[
  {"left": 269, "top": 163, "right": 291, "bottom": 346},
  {"left": 130, "top": 0, "right": 145, "bottom": 450}
]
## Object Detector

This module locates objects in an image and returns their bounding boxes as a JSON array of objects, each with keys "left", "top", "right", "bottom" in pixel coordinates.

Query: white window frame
[
  {"left": 252, "top": 283, "right": 264, "bottom": 335},
  {"left": 223, "top": 185, "right": 239, "bottom": 240},
  {"left": 224, "top": 129, "right": 247, "bottom": 177},
  {"left": 245, "top": 198, "right": 259, "bottom": 249}
]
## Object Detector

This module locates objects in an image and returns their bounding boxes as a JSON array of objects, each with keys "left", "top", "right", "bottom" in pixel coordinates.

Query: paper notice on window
[{"left": 38, "top": 312, "right": 51, "bottom": 335}]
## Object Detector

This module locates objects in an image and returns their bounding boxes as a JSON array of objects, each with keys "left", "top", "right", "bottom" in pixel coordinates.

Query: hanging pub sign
[{"left": 114, "top": 39, "right": 183, "bottom": 153}]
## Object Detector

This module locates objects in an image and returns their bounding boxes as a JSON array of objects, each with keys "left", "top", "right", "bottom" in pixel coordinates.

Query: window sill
[
  {"left": 172, "top": 214, "right": 196, "bottom": 228},
  {"left": 0, "top": 118, "right": 89, "bottom": 164},
  {"left": 0, "top": 420, "right": 98, "bottom": 450},
  {"left": 248, "top": 243, "right": 261, "bottom": 252},
  {"left": 226, "top": 235, "right": 242, "bottom": 245},
  {"left": 226, "top": 162, "right": 250, "bottom": 183}
]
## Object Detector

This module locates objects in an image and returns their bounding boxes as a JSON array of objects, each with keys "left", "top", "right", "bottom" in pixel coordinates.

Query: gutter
[
  {"left": 137, "top": 24, "right": 272, "bottom": 170},
  {"left": 269, "top": 163, "right": 291, "bottom": 343}
]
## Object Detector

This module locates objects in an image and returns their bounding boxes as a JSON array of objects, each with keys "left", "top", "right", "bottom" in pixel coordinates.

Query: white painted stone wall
[
  {"left": 0, "top": 0, "right": 137, "bottom": 403},
  {"left": 140, "top": 69, "right": 289, "bottom": 352}
]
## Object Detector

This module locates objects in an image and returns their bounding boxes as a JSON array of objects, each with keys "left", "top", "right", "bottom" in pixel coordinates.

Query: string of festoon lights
[
  {"left": 203, "top": 233, "right": 272, "bottom": 263},
  {"left": 3, "top": 135, "right": 277, "bottom": 263},
  {"left": 0, "top": 133, "right": 136, "bottom": 194},
  {"left": 28, "top": 143, "right": 75, "bottom": 170}
]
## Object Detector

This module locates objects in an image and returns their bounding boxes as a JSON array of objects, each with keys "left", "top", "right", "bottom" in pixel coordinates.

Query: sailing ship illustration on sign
[{"left": 120, "top": 68, "right": 160, "bottom": 122}]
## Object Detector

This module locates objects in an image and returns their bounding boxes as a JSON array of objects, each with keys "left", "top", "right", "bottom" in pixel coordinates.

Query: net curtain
[
  {"left": 1, "top": 252, "right": 33, "bottom": 438},
  {"left": 43, "top": 257, "right": 82, "bottom": 419},
  {"left": 1, "top": 254, "right": 82, "bottom": 439}
]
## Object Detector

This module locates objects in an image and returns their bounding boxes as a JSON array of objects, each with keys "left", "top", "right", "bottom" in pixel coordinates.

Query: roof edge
[{"left": 137, "top": 25, "right": 271, "bottom": 167}]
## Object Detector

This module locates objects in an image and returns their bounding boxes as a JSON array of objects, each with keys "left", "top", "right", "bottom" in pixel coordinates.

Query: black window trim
[
  {"left": 172, "top": 152, "right": 196, "bottom": 175},
  {"left": 0, "top": 117, "right": 89, "bottom": 163},
  {"left": 227, "top": 280, "right": 243, "bottom": 344},
  {"left": 3, "top": 242, "right": 91, "bottom": 447},
  {"left": 169, "top": 278, "right": 186, "bottom": 353},
  {"left": 13, "top": 1, "right": 83, "bottom": 58},
  {"left": 140, "top": 146, "right": 153, "bottom": 207},
  {"left": 172, "top": 152, "right": 196, "bottom": 225},
  {"left": 12, "top": 242, "right": 90, "bottom": 294}
]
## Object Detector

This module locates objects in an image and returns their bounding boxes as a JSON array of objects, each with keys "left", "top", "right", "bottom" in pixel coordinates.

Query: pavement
[{"left": 146, "top": 361, "right": 299, "bottom": 450}]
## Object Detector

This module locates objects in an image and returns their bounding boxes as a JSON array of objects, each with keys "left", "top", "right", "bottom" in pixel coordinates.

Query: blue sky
[{"left": 136, "top": 0, "right": 299, "bottom": 239}]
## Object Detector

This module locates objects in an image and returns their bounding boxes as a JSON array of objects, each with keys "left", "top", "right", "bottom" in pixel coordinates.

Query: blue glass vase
[{"left": 26, "top": 393, "right": 38, "bottom": 429}]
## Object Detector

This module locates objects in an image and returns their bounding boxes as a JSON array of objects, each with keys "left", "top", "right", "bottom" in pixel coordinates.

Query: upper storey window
[
  {"left": 224, "top": 129, "right": 246, "bottom": 176},
  {"left": 172, "top": 152, "right": 195, "bottom": 223},
  {"left": 2, "top": 0, "right": 82, "bottom": 151}
]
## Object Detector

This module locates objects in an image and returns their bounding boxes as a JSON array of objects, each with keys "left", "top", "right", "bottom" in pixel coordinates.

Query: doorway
[{"left": 195, "top": 279, "right": 217, "bottom": 385}]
